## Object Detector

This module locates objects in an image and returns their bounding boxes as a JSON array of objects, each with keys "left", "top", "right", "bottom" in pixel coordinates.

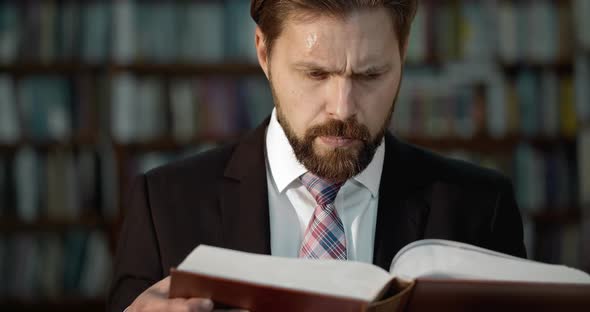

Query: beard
[{"left": 270, "top": 80, "right": 398, "bottom": 183}]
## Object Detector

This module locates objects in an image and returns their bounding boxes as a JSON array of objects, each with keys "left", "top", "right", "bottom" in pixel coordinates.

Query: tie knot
[{"left": 299, "top": 172, "right": 344, "bottom": 206}]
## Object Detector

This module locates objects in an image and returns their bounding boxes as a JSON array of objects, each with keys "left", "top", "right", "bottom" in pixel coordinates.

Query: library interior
[{"left": 0, "top": 0, "right": 589, "bottom": 311}]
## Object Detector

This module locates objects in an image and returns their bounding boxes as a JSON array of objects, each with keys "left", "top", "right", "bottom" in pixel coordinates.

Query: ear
[{"left": 255, "top": 26, "right": 270, "bottom": 80}]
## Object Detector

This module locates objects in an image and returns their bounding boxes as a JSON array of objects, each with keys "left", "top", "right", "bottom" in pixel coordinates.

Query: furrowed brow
[
  {"left": 292, "top": 61, "right": 335, "bottom": 72},
  {"left": 355, "top": 64, "right": 392, "bottom": 75}
]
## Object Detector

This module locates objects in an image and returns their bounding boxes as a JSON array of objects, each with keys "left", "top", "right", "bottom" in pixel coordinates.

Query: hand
[{"left": 127, "top": 276, "right": 249, "bottom": 312}]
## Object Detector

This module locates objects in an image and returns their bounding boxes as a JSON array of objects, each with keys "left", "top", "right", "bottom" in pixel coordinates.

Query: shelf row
[
  {"left": 1, "top": 0, "right": 589, "bottom": 65},
  {"left": 0, "top": 134, "right": 581, "bottom": 153},
  {"left": 0, "top": 61, "right": 580, "bottom": 76}
]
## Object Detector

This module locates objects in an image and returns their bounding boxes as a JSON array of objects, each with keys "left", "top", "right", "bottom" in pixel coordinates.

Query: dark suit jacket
[{"left": 107, "top": 119, "right": 526, "bottom": 311}]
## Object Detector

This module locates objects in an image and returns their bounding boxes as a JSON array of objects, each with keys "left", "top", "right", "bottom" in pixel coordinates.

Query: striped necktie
[{"left": 299, "top": 172, "right": 347, "bottom": 260}]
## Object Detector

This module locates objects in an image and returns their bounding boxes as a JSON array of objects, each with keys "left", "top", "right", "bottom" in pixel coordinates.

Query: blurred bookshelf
[{"left": 0, "top": 0, "right": 589, "bottom": 311}]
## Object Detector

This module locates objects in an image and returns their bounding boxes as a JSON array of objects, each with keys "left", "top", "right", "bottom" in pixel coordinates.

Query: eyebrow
[{"left": 292, "top": 62, "right": 392, "bottom": 75}]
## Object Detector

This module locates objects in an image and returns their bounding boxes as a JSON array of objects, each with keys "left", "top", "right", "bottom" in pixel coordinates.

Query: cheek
[
  {"left": 358, "top": 77, "right": 399, "bottom": 132},
  {"left": 274, "top": 76, "right": 323, "bottom": 136}
]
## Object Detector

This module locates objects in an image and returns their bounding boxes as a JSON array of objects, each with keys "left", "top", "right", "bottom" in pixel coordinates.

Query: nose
[{"left": 326, "top": 77, "right": 356, "bottom": 120}]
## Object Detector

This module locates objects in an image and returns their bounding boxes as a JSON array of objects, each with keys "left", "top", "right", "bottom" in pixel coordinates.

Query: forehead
[{"left": 274, "top": 8, "right": 399, "bottom": 68}]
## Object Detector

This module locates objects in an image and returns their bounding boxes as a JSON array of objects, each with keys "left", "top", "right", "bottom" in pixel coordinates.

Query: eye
[
  {"left": 307, "top": 70, "right": 329, "bottom": 80},
  {"left": 360, "top": 73, "right": 381, "bottom": 81}
]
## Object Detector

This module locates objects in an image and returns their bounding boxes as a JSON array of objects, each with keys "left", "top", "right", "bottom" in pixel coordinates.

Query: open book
[{"left": 169, "top": 239, "right": 590, "bottom": 312}]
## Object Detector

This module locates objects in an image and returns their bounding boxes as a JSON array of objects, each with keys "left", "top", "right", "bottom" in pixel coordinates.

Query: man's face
[{"left": 258, "top": 8, "right": 405, "bottom": 182}]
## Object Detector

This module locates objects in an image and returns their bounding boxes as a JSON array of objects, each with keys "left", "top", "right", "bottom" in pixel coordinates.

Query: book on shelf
[
  {"left": 135, "top": 77, "right": 166, "bottom": 142},
  {"left": 38, "top": 0, "right": 57, "bottom": 63},
  {"left": 199, "top": 78, "right": 241, "bottom": 137},
  {"left": 526, "top": 0, "right": 558, "bottom": 63},
  {"left": 111, "top": 74, "right": 138, "bottom": 143},
  {"left": 0, "top": 156, "right": 5, "bottom": 216},
  {"left": 98, "top": 143, "right": 119, "bottom": 220},
  {"left": 410, "top": 0, "right": 575, "bottom": 64},
  {"left": 46, "top": 149, "right": 79, "bottom": 221},
  {"left": 179, "top": 1, "right": 225, "bottom": 63},
  {"left": 580, "top": 128, "right": 590, "bottom": 208},
  {"left": 6, "top": 234, "right": 39, "bottom": 299},
  {"left": 224, "top": 0, "right": 257, "bottom": 62},
  {"left": 58, "top": 0, "right": 81, "bottom": 62},
  {"left": 540, "top": 70, "right": 560, "bottom": 137},
  {"left": 112, "top": 0, "right": 135, "bottom": 64},
  {"left": 14, "top": 147, "right": 40, "bottom": 223},
  {"left": 170, "top": 239, "right": 590, "bottom": 312},
  {"left": 405, "top": 1, "right": 427, "bottom": 63},
  {"left": 0, "top": 75, "right": 20, "bottom": 143},
  {"left": 0, "top": 231, "right": 112, "bottom": 299},
  {"left": 72, "top": 73, "right": 100, "bottom": 139},
  {"left": 393, "top": 57, "right": 587, "bottom": 141},
  {"left": 79, "top": 230, "right": 112, "bottom": 298},
  {"left": 575, "top": 55, "right": 590, "bottom": 124},
  {"left": 81, "top": 1, "right": 110, "bottom": 64},
  {"left": 514, "top": 143, "right": 580, "bottom": 215},
  {"left": 560, "top": 76, "right": 578, "bottom": 138},
  {"left": 0, "top": 1, "right": 19, "bottom": 63},
  {"left": 170, "top": 79, "right": 200, "bottom": 143},
  {"left": 110, "top": 75, "right": 273, "bottom": 144},
  {"left": 459, "top": 1, "right": 495, "bottom": 61},
  {"left": 18, "top": 76, "right": 72, "bottom": 141},
  {"left": 557, "top": 0, "right": 574, "bottom": 61},
  {"left": 573, "top": 0, "right": 590, "bottom": 51},
  {"left": 432, "top": 1, "right": 457, "bottom": 61},
  {"left": 1, "top": 145, "right": 116, "bottom": 222},
  {"left": 38, "top": 233, "right": 64, "bottom": 299},
  {"left": 516, "top": 69, "right": 539, "bottom": 136},
  {"left": 561, "top": 224, "right": 583, "bottom": 269}
]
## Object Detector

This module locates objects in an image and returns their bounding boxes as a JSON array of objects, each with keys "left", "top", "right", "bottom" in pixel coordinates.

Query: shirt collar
[{"left": 266, "top": 108, "right": 385, "bottom": 197}]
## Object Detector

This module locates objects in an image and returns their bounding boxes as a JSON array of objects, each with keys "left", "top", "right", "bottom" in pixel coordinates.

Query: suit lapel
[
  {"left": 219, "top": 118, "right": 271, "bottom": 255},
  {"left": 373, "top": 134, "right": 431, "bottom": 270}
]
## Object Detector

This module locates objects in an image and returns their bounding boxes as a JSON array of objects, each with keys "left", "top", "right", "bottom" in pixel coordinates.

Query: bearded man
[{"left": 109, "top": 1, "right": 526, "bottom": 311}]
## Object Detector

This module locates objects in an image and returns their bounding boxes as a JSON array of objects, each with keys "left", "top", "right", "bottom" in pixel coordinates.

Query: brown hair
[{"left": 250, "top": 0, "right": 418, "bottom": 56}]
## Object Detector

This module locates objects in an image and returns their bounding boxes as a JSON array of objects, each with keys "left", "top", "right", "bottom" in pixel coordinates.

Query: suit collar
[
  {"left": 265, "top": 109, "right": 307, "bottom": 193},
  {"left": 220, "top": 118, "right": 272, "bottom": 255},
  {"left": 372, "top": 133, "right": 431, "bottom": 270}
]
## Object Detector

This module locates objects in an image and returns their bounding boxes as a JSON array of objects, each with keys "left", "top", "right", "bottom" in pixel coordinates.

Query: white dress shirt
[{"left": 266, "top": 109, "right": 385, "bottom": 263}]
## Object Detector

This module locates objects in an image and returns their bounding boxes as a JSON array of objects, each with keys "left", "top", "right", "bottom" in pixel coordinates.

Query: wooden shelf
[
  {"left": 404, "top": 59, "right": 574, "bottom": 73},
  {"left": 0, "top": 62, "right": 265, "bottom": 76},
  {"left": 111, "top": 62, "right": 263, "bottom": 76},
  {"left": 0, "top": 217, "right": 112, "bottom": 233},
  {"left": 403, "top": 134, "right": 576, "bottom": 153},
  {"left": 529, "top": 209, "right": 582, "bottom": 225},
  {"left": 1, "top": 134, "right": 577, "bottom": 154},
  {"left": 0, "top": 137, "right": 98, "bottom": 152},
  {"left": 112, "top": 134, "right": 240, "bottom": 152},
  {"left": 0, "top": 60, "right": 575, "bottom": 77},
  {"left": 502, "top": 61, "right": 574, "bottom": 75},
  {"left": 0, "top": 298, "right": 104, "bottom": 312},
  {"left": 0, "top": 63, "right": 105, "bottom": 75}
]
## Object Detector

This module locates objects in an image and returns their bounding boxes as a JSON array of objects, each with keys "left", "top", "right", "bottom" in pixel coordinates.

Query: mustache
[{"left": 305, "top": 118, "right": 371, "bottom": 142}]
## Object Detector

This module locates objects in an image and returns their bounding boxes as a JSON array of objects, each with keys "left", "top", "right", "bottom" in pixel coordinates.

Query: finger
[
  {"left": 185, "top": 298, "right": 214, "bottom": 312},
  {"left": 154, "top": 276, "right": 172, "bottom": 292}
]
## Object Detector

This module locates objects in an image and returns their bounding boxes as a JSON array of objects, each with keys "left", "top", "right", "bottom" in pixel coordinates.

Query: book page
[
  {"left": 177, "top": 245, "right": 392, "bottom": 302},
  {"left": 389, "top": 239, "right": 590, "bottom": 284}
]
